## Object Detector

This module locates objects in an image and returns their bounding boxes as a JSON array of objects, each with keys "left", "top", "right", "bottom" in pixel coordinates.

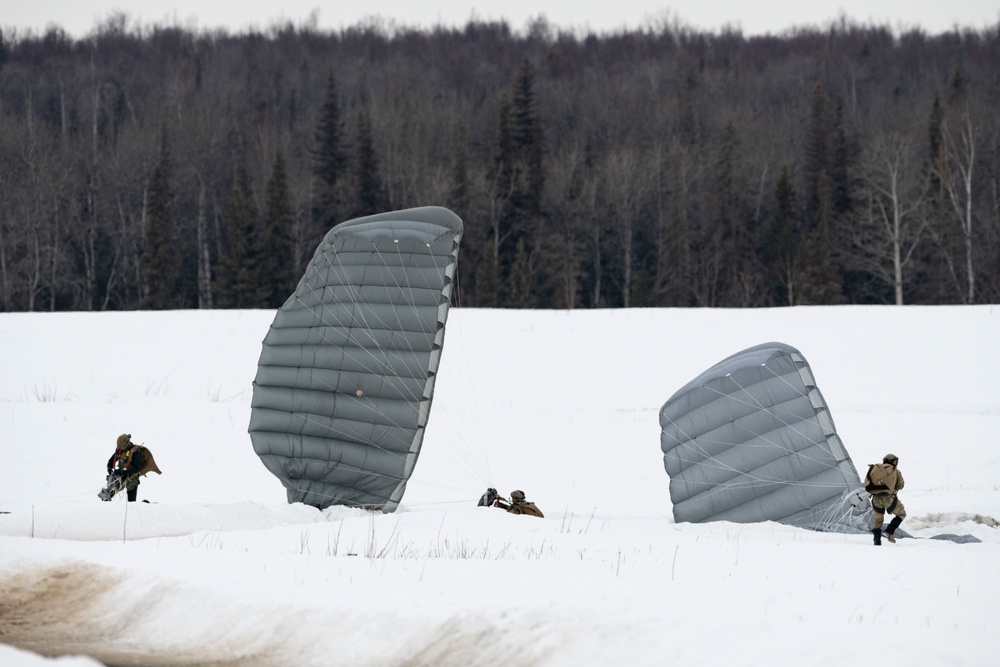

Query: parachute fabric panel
[
  {"left": 249, "top": 206, "right": 462, "bottom": 512},
  {"left": 659, "top": 342, "right": 871, "bottom": 533}
]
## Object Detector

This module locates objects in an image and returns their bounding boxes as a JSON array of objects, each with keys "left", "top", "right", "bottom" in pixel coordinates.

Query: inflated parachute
[
  {"left": 659, "top": 342, "right": 871, "bottom": 533},
  {"left": 249, "top": 206, "right": 462, "bottom": 512}
]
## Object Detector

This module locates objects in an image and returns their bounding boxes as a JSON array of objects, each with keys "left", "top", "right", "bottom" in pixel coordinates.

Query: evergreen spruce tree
[
  {"left": 829, "top": 99, "right": 852, "bottom": 219},
  {"left": 484, "top": 95, "right": 516, "bottom": 299},
  {"left": 351, "top": 105, "right": 388, "bottom": 218},
  {"left": 448, "top": 127, "right": 470, "bottom": 218},
  {"left": 506, "top": 238, "right": 535, "bottom": 308},
  {"left": 928, "top": 93, "right": 945, "bottom": 194},
  {"left": 493, "top": 95, "right": 515, "bottom": 184},
  {"left": 800, "top": 84, "right": 846, "bottom": 304},
  {"left": 474, "top": 238, "right": 503, "bottom": 307},
  {"left": 905, "top": 93, "right": 948, "bottom": 303},
  {"left": 214, "top": 172, "right": 264, "bottom": 308},
  {"left": 489, "top": 93, "right": 516, "bottom": 225},
  {"left": 141, "top": 129, "right": 183, "bottom": 309},
  {"left": 512, "top": 59, "right": 544, "bottom": 215},
  {"left": 803, "top": 84, "right": 829, "bottom": 220},
  {"left": 711, "top": 118, "right": 748, "bottom": 305},
  {"left": 260, "top": 151, "right": 296, "bottom": 308},
  {"left": 487, "top": 60, "right": 546, "bottom": 300},
  {"left": 311, "top": 73, "right": 348, "bottom": 236},
  {"left": 763, "top": 165, "right": 802, "bottom": 305}
]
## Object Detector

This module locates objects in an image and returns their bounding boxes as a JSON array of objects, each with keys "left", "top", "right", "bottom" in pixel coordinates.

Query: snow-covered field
[{"left": 1, "top": 306, "right": 998, "bottom": 666}]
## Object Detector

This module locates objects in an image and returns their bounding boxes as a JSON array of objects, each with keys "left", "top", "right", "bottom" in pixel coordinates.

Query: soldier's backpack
[
  {"left": 865, "top": 463, "right": 898, "bottom": 494},
  {"left": 134, "top": 445, "right": 162, "bottom": 476}
]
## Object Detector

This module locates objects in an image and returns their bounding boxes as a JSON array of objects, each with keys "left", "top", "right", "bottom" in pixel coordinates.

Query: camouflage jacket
[{"left": 507, "top": 501, "right": 544, "bottom": 518}]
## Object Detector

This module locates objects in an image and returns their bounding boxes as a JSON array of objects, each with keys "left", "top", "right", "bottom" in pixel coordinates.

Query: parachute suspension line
[
  {"left": 282, "top": 226, "right": 473, "bottom": 491},
  {"left": 439, "top": 238, "right": 496, "bottom": 493},
  {"left": 319, "top": 227, "right": 494, "bottom": 497},
  {"left": 366, "top": 234, "right": 492, "bottom": 492},
  {"left": 422, "top": 308, "right": 496, "bottom": 494},
  {"left": 376, "top": 233, "right": 497, "bottom": 495},
  {"left": 319, "top": 244, "right": 415, "bottom": 387},
  {"left": 811, "top": 494, "right": 870, "bottom": 533},
  {"left": 756, "top": 361, "right": 862, "bottom": 492},
  {"left": 724, "top": 369, "right": 834, "bottom": 469},
  {"left": 315, "top": 239, "right": 428, "bottom": 401},
  {"left": 267, "top": 240, "right": 430, "bottom": 475},
  {"left": 753, "top": 363, "right": 861, "bottom": 488},
  {"left": 660, "top": 425, "right": 859, "bottom": 520},
  {"left": 0, "top": 487, "right": 111, "bottom": 509},
  {"left": 312, "top": 224, "right": 485, "bottom": 502},
  {"left": 277, "top": 480, "right": 473, "bottom": 512},
  {"left": 335, "top": 232, "right": 459, "bottom": 406}
]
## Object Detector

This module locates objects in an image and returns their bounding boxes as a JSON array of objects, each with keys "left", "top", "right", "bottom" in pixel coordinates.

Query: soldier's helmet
[
  {"left": 510, "top": 490, "right": 526, "bottom": 502},
  {"left": 883, "top": 453, "right": 899, "bottom": 465},
  {"left": 117, "top": 433, "right": 132, "bottom": 449}
]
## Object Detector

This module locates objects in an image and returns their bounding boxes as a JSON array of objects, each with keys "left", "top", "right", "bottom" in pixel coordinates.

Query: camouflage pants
[{"left": 871, "top": 494, "right": 906, "bottom": 530}]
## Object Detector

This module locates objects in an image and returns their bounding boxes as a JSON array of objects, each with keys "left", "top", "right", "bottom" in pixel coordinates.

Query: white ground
[{"left": 1, "top": 305, "right": 998, "bottom": 666}]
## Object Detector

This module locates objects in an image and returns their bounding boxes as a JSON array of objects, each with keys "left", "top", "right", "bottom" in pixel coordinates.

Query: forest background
[{"left": 0, "top": 13, "right": 998, "bottom": 312}]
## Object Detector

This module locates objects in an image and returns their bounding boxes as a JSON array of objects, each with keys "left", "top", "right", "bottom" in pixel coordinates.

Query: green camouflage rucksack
[{"left": 865, "top": 463, "right": 898, "bottom": 494}]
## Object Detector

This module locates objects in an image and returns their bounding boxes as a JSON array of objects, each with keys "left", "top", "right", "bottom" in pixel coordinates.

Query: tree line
[{"left": 0, "top": 14, "right": 998, "bottom": 312}]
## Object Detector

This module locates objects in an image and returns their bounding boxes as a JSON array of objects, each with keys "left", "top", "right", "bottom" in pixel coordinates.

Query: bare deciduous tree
[
  {"left": 854, "top": 134, "right": 927, "bottom": 304},
  {"left": 938, "top": 112, "right": 977, "bottom": 304}
]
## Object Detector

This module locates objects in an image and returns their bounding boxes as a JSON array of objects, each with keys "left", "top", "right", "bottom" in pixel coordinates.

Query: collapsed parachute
[
  {"left": 659, "top": 342, "right": 871, "bottom": 533},
  {"left": 249, "top": 206, "right": 463, "bottom": 512}
]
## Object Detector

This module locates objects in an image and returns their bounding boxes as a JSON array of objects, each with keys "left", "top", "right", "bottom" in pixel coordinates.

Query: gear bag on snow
[
  {"left": 133, "top": 445, "right": 162, "bottom": 476},
  {"left": 865, "top": 463, "right": 898, "bottom": 494}
]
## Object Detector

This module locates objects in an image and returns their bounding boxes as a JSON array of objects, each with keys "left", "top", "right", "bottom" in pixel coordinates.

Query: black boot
[
  {"left": 885, "top": 516, "right": 903, "bottom": 543},
  {"left": 873, "top": 528, "right": 882, "bottom": 546}
]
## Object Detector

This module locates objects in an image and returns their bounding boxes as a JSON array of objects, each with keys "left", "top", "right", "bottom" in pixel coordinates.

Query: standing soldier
[
  {"left": 100, "top": 433, "right": 161, "bottom": 502},
  {"left": 865, "top": 453, "right": 906, "bottom": 545}
]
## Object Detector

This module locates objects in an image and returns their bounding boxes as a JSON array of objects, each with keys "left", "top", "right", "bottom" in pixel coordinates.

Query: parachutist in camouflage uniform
[
  {"left": 493, "top": 489, "right": 544, "bottom": 518},
  {"left": 866, "top": 453, "right": 906, "bottom": 545},
  {"left": 100, "top": 433, "right": 161, "bottom": 502},
  {"left": 104, "top": 434, "right": 144, "bottom": 501}
]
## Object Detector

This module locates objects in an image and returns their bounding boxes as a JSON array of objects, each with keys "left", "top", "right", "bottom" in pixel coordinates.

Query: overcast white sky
[{"left": 5, "top": 1, "right": 999, "bottom": 38}]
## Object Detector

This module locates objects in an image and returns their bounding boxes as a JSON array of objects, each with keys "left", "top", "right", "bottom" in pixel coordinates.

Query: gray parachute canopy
[
  {"left": 249, "top": 206, "right": 462, "bottom": 512},
  {"left": 659, "top": 342, "right": 871, "bottom": 533}
]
